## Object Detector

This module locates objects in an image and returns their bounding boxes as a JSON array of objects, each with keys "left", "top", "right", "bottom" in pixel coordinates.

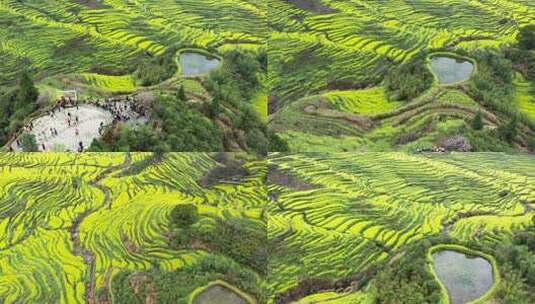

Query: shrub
[
  {"left": 20, "top": 132, "right": 38, "bottom": 152},
  {"left": 200, "top": 218, "right": 268, "bottom": 275},
  {"left": 497, "top": 117, "right": 518, "bottom": 143},
  {"left": 16, "top": 71, "right": 38, "bottom": 110},
  {"left": 134, "top": 50, "right": 177, "bottom": 86},
  {"left": 384, "top": 56, "right": 434, "bottom": 101},
  {"left": 517, "top": 25, "right": 535, "bottom": 50},
  {"left": 471, "top": 111, "right": 484, "bottom": 130},
  {"left": 176, "top": 85, "right": 186, "bottom": 101},
  {"left": 170, "top": 204, "right": 199, "bottom": 228}
]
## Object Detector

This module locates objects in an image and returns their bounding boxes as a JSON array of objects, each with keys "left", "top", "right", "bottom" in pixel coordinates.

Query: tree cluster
[
  {"left": 111, "top": 254, "right": 264, "bottom": 304},
  {"left": 0, "top": 71, "right": 39, "bottom": 146},
  {"left": 134, "top": 49, "right": 177, "bottom": 86},
  {"left": 372, "top": 240, "right": 442, "bottom": 303},
  {"left": 204, "top": 49, "right": 288, "bottom": 153},
  {"left": 384, "top": 56, "right": 434, "bottom": 101},
  {"left": 493, "top": 225, "right": 535, "bottom": 303},
  {"left": 168, "top": 204, "right": 267, "bottom": 275},
  {"left": 89, "top": 94, "right": 223, "bottom": 152}
]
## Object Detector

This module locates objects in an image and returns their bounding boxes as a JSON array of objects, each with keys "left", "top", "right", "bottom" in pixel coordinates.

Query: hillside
[
  {"left": 0, "top": 152, "right": 267, "bottom": 303},
  {"left": 269, "top": 0, "right": 535, "bottom": 152},
  {"left": 0, "top": 0, "right": 272, "bottom": 153},
  {"left": 268, "top": 152, "right": 535, "bottom": 303}
]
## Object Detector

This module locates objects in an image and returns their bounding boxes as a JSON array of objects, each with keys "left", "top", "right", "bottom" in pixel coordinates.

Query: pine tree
[
  {"left": 208, "top": 97, "right": 221, "bottom": 119},
  {"left": 16, "top": 71, "right": 39, "bottom": 109},
  {"left": 471, "top": 111, "right": 484, "bottom": 130},
  {"left": 176, "top": 85, "right": 186, "bottom": 101}
]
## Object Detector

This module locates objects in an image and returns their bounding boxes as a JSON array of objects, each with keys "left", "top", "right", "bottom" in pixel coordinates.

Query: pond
[
  {"left": 429, "top": 56, "right": 474, "bottom": 84},
  {"left": 193, "top": 284, "right": 248, "bottom": 304},
  {"left": 432, "top": 249, "right": 494, "bottom": 304},
  {"left": 180, "top": 52, "right": 221, "bottom": 76}
]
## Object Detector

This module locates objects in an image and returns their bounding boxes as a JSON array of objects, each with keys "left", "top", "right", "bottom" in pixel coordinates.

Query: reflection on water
[
  {"left": 432, "top": 250, "right": 494, "bottom": 304},
  {"left": 430, "top": 56, "right": 474, "bottom": 84},
  {"left": 193, "top": 284, "right": 247, "bottom": 304},
  {"left": 180, "top": 52, "right": 221, "bottom": 76}
]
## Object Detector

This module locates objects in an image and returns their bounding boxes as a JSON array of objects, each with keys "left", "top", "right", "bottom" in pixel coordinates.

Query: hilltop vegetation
[
  {"left": 268, "top": 152, "right": 535, "bottom": 303},
  {"left": 0, "top": 71, "right": 39, "bottom": 145},
  {"left": 269, "top": 0, "right": 535, "bottom": 152},
  {"left": 0, "top": 152, "right": 267, "bottom": 303},
  {"left": 0, "top": 0, "right": 278, "bottom": 153}
]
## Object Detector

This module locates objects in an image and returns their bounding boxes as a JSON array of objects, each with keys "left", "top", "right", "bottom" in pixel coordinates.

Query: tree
[
  {"left": 20, "top": 132, "right": 38, "bottom": 152},
  {"left": 170, "top": 204, "right": 199, "bottom": 228},
  {"left": 176, "top": 84, "right": 186, "bottom": 101},
  {"left": 115, "top": 124, "right": 163, "bottom": 152},
  {"left": 471, "top": 111, "right": 484, "bottom": 130},
  {"left": 498, "top": 117, "right": 518, "bottom": 143},
  {"left": 269, "top": 131, "right": 290, "bottom": 152},
  {"left": 134, "top": 50, "right": 176, "bottom": 86},
  {"left": 517, "top": 25, "right": 535, "bottom": 50},
  {"left": 16, "top": 71, "right": 39, "bottom": 110},
  {"left": 246, "top": 129, "right": 269, "bottom": 155},
  {"left": 384, "top": 58, "right": 434, "bottom": 101},
  {"left": 207, "top": 97, "right": 221, "bottom": 119},
  {"left": 172, "top": 228, "right": 194, "bottom": 248},
  {"left": 92, "top": 95, "right": 223, "bottom": 152}
]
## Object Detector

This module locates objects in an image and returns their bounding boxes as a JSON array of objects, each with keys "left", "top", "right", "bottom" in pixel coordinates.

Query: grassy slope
[
  {"left": 0, "top": 0, "right": 268, "bottom": 150},
  {"left": 514, "top": 73, "right": 535, "bottom": 120},
  {"left": 0, "top": 153, "right": 266, "bottom": 303},
  {"left": 269, "top": 0, "right": 535, "bottom": 152},
  {"left": 0, "top": 0, "right": 266, "bottom": 82},
  {"left": 268, "top": 152, "right": 535, "bottom": 303}
]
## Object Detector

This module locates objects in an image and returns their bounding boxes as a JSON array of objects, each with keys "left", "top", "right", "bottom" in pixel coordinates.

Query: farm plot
[
  {"left": 0, "top": 0, "right": 266, "bottom": 85},
  {"left": 267, "top": 152, "right": 535, "bottom": 303},
  {"left": 0, "top": 0, "right": 268, "bottom": 152},
  {"left": 268, "top": 0, "right": 535, "bottom": 152},
  {"left": 0, "top": 152, "right": 267, "bottom": 303}
]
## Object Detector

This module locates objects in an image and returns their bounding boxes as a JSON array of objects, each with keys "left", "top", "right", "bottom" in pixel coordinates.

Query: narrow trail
[{"left": 69, "top": 153, "right": 132, "bottom": 303}]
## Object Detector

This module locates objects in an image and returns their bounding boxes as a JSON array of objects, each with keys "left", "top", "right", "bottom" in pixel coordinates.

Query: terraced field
[
  {"left": 0, "top": 152, "right": 267, "bottom": 303},
  {"left": 0, "top": 0, "right": 265, "bottom": 84},
  {"left": 269, "top": 0, "right": 535, "bottom": 152},
  {"left": 0, "top": 0, "right": 268, "bottom": 152},
  {"left": 268, "top": 152, "right": 535, "bottom": 303}
]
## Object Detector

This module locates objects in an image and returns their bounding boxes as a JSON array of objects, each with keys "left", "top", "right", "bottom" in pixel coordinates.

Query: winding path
[{"left": 69, "top": 153, "right": 132, "bottom": 303}]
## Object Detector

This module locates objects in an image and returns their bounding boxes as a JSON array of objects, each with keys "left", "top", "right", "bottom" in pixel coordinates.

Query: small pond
[
  {"left": 432, "top": 249, "right": 494, "bottom": 304},
  {"left": 193, "top": 284, "right": 248, "bottom": 304},
  {"left": 180, "top": 52, "right": 221, "bottom": 76},
  {"left": 429, "top": 56, "right": 474, "bottom": 84}
]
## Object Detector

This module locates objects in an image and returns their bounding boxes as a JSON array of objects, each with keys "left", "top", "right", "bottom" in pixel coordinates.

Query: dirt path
[{"left": 69, "top": 153, "right": 132, "bottom": 303}]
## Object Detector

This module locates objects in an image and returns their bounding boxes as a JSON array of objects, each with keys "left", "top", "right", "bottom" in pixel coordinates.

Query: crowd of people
[
  {"left": 11, "top": 94, "right": 147, "bottom": 152},
  {"left": 88, "top": 96, "right": 147, "bottom": 119}
]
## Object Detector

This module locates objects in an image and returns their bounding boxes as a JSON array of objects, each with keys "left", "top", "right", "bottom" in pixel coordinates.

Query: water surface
[
  {"left": 430, "top": 56, "right": 474, "bottom": 84},
  {"left": 180, "top": 52, "right": 220, "bottom": 76},
  {"left": 432, "top": 249, "right": 494, "bottom": 304},
  {"left": 193, "top": 284, "right": 247, "bottom": 304}
]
